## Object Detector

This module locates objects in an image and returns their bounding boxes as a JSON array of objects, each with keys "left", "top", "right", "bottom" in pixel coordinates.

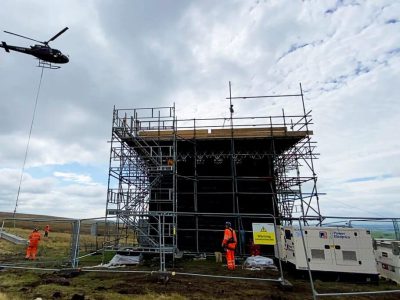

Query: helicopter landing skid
[{"left": 37, "top": 60, "right": 60, "bottom": 69}]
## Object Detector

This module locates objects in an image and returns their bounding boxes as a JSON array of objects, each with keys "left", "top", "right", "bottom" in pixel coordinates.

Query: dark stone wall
[{"left": 155, "top": 138, "right": 281, "bottom": 254}]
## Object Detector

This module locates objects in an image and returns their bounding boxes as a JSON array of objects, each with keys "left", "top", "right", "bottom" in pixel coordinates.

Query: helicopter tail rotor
[{"left": 1, "top": 41, "right": 10, "bottom": 52}]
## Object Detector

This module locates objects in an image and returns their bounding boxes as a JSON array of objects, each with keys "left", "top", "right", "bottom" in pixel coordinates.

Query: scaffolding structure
[
  {"left": 105, "top": 84, "right": 321, "bottom": 255},
  {"left": 105, "top": 106, "right": 177, "bottom": 255}
]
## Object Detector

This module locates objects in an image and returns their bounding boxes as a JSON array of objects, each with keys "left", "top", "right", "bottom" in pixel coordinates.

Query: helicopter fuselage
[{"left": 0, "top": 42, "right": 69, "bottom": 64}]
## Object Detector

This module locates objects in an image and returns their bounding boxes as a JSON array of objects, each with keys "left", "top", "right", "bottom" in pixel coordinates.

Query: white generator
[
  {"left": 374, "top": 239, "right": 400, "bottom": 284},
  {"left": 275, "top": 226, "right": 378, "bottom": 275}
]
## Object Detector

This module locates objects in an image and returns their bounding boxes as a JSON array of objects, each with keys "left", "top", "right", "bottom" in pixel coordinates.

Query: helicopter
[{"left": 0, "top": 27, "right": 69, "bottom": 68}]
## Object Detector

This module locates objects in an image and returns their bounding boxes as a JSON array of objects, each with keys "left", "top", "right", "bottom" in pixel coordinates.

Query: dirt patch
[
  {"left": 104, "top": 273, "right": 304, "bottom": 300},
  {"left": 0, "top": 265, "right": 399, "bottom": 299},
  {"left": 41, "top": 275, "right": 71, "bottom": 286}
]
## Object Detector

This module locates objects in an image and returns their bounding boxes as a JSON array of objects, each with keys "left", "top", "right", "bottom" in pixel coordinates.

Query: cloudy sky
[{"left": 0, "top": 0, "right": 399, "bottom": 220}]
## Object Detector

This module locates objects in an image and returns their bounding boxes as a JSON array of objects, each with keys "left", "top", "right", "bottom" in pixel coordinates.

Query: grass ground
[{"left": 0, "top": 255, "right": 399, "bottom": 299}]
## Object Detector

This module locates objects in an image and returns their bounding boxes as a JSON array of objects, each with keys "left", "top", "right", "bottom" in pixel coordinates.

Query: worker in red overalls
[
  {"left": 25, "top": 228, "right": 41, "bottom": 260},
  {"left": 249, "top": 238, "right": 261, "bottom": 256},
  {"left": 44, "top": 224, "right": 50, "bottom": 238},
  {"left": 221, "top": 221, "right": 237, "bottom": 270}
]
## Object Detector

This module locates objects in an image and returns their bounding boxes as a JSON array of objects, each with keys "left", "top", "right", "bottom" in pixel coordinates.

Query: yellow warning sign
[{"left": 252, "top": 223, "right": 276, "bottom": 245}]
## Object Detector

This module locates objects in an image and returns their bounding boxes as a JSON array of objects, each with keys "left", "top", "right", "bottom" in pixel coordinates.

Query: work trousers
[
  {"left": 225, "top": 249, "right": 235, "bottom": 270},
  {"left": 25, "top": 245, "right": 38, "bottom": 260}
]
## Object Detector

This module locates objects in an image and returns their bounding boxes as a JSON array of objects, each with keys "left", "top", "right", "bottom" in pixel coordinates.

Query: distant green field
[{"left": 371, "top": 230, "right": 396, "bottom": 239}]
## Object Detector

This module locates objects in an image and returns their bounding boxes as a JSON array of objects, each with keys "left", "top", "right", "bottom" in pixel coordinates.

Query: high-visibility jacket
[
  {"left": 29, "top": 231, "right": 41, "bottom": 246},
  {"left": 222, "top": 227, "right": 237, "bottom": 250}
]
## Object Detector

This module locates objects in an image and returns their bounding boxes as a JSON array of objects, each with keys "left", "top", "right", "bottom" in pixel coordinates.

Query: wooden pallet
[{"left": 137, "top": 127, "right": 312, "bottom": 140}]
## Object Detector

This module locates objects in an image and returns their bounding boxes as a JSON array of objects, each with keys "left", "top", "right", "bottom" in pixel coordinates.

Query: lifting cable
[{"left": 13, "top": 67, "right": 45, "bottom": 218}]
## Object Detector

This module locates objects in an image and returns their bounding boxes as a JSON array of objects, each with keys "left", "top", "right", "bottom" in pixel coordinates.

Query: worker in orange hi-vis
[
  {"left": 25, "top": 228, "right": 41, "bottom": 260},
  {"left": 221, "top": 221, "right": 237, "bottom": 270},
  {"left": 44, "top": 224, "right": 50, "bottom": 238}
]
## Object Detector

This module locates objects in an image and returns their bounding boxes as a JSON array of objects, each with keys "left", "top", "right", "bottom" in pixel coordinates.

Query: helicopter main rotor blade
[
  {"left": 47, "top": 27, "right": 69, "bottom": 44},
  {"left": 3, "top": 30, "right": 43, "bottom": 44}
]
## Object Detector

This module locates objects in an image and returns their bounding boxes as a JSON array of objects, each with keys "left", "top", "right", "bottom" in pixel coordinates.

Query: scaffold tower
[
  {"left": 105, "top": 84, "right": 321, "bottom": 255},
  {"left": 105, "top": 106, "right": 177, "bottom": 255}
]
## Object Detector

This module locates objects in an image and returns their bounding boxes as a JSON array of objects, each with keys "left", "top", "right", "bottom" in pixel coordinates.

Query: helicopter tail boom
[{"left": 1, "top": 41, "right": 10, "bottom": 52}]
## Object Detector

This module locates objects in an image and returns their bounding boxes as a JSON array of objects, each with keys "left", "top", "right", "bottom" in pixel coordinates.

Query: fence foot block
[{"left": 279, "top": 279, "right": 293, "bottom": 291}]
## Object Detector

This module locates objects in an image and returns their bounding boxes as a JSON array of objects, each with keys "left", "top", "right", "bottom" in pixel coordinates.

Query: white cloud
[
  {"left": 0, "top": 0, "right": 399, "bottom": 219},
  {"left": 53, "top": 172, "right": 98, "bottom": 186},
  {"left": 0, "top": 168, "right": 106, "bottom": 218}
]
